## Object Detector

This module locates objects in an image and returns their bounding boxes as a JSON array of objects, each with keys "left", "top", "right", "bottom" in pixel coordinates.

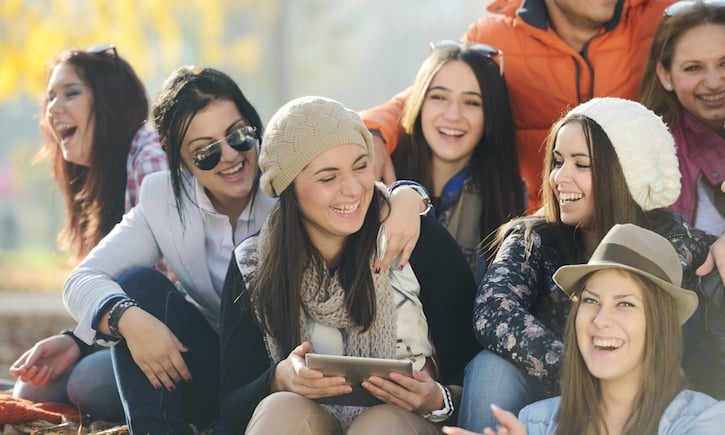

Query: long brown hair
[
  {"left": 639, "top": 2, "right": 725, "bottom": 127},
  {"left": 394, "top": 45, "right": 524, "bottom": 256},
  {"left": 557, "top": 270, "right": 686, "bottom": 435},
  {"left": 36, "top": 48, "right": 148, "bottom": 261},
  {"left": 250, "top": 187, "right": 390, "bottom": 354}
]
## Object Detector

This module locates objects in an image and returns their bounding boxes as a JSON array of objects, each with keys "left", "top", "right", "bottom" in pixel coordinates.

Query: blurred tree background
[{"left": 0, "top": 0, "right": 484, "bottom": 290}]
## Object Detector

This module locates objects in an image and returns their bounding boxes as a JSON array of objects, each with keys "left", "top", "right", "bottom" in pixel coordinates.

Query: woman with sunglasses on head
[
  {"left": 392, "top": 42, "right": 525, "bottom": 282},
  {"left": 444, "top": 224, "right": 725, "bottom": 435},
  {"left": 639, "top": 1, "right": 725, "bottom": 237},
  {"left": 458, "top": 97, "right": 720, "bottom": 432},
  {"left": 61, "top": 66, "right": 427, "bottom": 434},
  {"left": 9, "top": 46, "right": 166, "bottom": 421},
  {"left": 219, "top": 96, "right": 480, "bottom": 434}
]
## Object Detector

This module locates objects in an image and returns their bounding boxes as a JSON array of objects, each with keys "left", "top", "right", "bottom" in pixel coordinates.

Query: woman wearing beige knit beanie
[
  {"left": 456, "top": 97, "right": 722, "bottom": 432},
  {"left": 219, "top": 96, "right": 481, "bottom": 434}
]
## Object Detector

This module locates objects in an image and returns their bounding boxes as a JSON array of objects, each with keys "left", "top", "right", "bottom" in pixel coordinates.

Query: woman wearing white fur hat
[
  {"left": 457, "top": 97, "right": 720, "bottom": 432},
  {"left": 446, "top": 224, "right": 725, "bottom": 435},
  {"left": 219, "top": 96, "right": 481, "bottom": 434}
]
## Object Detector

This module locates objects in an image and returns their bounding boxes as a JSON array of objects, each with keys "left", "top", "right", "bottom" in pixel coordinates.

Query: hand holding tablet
[{"left": 305, "top": 353, "right": 414, "bottom": 407}]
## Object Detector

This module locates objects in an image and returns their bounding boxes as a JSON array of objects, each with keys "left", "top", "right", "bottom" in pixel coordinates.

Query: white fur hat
[{"left": 567, "top": 97, "right": 681, "bottom": 211}]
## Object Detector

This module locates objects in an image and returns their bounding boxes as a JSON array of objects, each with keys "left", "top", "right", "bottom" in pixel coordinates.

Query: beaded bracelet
[{"left": 107, "top": 298, "right": 139, "bottom": 339}]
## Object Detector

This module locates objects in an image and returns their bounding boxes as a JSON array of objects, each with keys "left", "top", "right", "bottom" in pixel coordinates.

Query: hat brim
[{"left": 553, "top": 261, "right": 698, "bottom": 325}]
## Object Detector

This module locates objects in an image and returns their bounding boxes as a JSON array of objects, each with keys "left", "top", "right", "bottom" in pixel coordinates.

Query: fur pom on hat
[
  {"left": 567, "top": 97, "right": 681, "bottom": 211},
  {"left": 260, "top": 96, "right": 373, "bottom": 197}
]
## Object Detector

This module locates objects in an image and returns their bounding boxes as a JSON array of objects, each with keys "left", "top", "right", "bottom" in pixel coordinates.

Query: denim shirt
[{"left": 519, "top": 390, "right": 725, "bottom": 435}]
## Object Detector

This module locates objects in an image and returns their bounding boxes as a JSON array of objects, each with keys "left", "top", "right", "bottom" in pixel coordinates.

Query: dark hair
[
  {"left": 151, "top": 66, "right": 264, "bottom": 220},
  {"left": 557, "top": 270, "right": 685, "bottom": 435},
  {"left": 251, "top": 187, "right": 389, "bottom": 354},
  {"left": 394, "top": 45, "right": 524, "bottom": 258},
  {"left": 639, "top": 2, "right": 725, "bottom": 127},
  {"left": 36, "top": 48, "right": 148, "bottom": 260}
]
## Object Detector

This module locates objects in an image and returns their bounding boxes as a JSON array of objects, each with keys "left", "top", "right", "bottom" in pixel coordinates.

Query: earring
[{"left": 664, "top": 82, "right": 673, "bottom": 91}]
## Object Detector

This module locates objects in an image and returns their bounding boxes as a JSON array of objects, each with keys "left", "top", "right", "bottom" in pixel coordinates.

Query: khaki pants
[{"left": 245, "top": 391, "right": 444, "bottom": 435}]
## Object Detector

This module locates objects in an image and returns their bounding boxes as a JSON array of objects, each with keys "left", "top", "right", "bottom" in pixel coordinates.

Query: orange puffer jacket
[{"left": 361, "top": 0, "right": 672, "bottom": 211}]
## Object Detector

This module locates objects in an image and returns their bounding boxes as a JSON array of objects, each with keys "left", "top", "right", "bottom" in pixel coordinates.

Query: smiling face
[
  {"left": 45, "top": 62, "right": 95, "bottom": 167},
  {"left": 421, "top": 60, "right": 484, "bottom": 175},
  {"left": 576, "top": 269, "right": 647, "bottom": 389},
  {"left": 549, "top": 122, "right": 594, "bottom": 229},
  {"left": 180, "top": 99, "right": 258, "bottom": 217},
  {"left": 547, "top": 0, "right": 619, "bottom": 33},
  {"left": 293, "top": 143, "right": 374, "bottom": 257},
  {"left": 657, "top": 23, "right": 725, "bottom": 131}
]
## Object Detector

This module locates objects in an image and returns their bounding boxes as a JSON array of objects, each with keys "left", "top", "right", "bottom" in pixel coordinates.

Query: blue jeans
[
  {"left": 458, "top": 350, "right": 550, "bottom": 431},
  {"left": 67, "top": 349, "right": 123, "bottom": 420},
  {"left": 14, "top": 348, "right": 122, "bottom": 421},
  {"left": 112, "top": 267, "right": 222, "bottom": 434}
]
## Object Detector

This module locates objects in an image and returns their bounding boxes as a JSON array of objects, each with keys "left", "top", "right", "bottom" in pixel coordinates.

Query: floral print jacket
[{"left": 472, "top": 215, "right": 715, "bottom": 393}]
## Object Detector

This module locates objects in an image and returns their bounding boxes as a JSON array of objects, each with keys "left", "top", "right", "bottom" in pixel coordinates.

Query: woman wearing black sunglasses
[{"left": 60, "top": 65, "right": 428, "bottom": 434}]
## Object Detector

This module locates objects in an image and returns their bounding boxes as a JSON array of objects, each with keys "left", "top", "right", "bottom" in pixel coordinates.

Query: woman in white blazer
[{"left": 62, "top": 66, "right": 426, "bottom": 434}]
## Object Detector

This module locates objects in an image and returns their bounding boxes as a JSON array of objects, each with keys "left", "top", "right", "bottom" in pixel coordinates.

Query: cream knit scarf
[{"left": 237, "top": 220, "right": 397, "bottom": 429}]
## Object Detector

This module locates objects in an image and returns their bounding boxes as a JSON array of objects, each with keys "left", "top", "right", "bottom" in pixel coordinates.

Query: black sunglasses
[
  {"left": 86, "top": 44, "right": 123, "bottom": 76},
  {"left": 192, "top": 125, "right": 258, "bottom": 171},
  {"left": 664, "top": 0, "right": 725, "bottom": 16},
  {"left": 429, "top": 40, "right": 504, "bottom": 75}
]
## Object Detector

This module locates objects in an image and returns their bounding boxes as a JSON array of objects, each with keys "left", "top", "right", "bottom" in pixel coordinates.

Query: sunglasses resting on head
[
  {"left": 664, "top": 0, "right": 725, "bottom": 16},
  {"left": 192, "top": 125, "right": 258, "bottom": 170},
  {"left": 429, "top": 39, "right": 504, "bottom": 75}
]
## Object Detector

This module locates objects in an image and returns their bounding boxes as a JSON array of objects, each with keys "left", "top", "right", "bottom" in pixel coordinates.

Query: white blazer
[{"left": 63, "top": 170, "right": 276, "bottom": 344}]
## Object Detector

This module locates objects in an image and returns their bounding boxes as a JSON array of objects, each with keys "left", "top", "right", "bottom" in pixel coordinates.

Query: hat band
[{"left": 593, "top": 243, "right": 673, "bottom": 285}]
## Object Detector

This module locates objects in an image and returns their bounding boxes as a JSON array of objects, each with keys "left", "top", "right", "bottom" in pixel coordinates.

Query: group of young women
[{"left": 7, "top": 1, "right": 725, "bottom": 434}]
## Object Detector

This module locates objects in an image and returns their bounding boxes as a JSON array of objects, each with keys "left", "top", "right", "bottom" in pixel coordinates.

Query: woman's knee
[
  {"left": 115, "top": 266, "right": 177, "bottom": 302},
  {"left": 246, "top": 392, "right": 340, "bottom": 435},
  {"left": 13, "top": 373, "right": 71, "bottom": 404},
  {"left": 348, "top": 405, "right": 438, "bottom": 434},
  {"left": 115, "top": 266, "right": 185, "bottom": 319}
]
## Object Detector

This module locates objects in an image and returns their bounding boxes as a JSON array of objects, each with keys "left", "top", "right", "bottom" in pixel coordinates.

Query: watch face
[
  {"left": 424, "top": 383, "right": 454, "bottom": 423},
  {"left": 425, "top": 410, "right": 451, "bottom": 423}
]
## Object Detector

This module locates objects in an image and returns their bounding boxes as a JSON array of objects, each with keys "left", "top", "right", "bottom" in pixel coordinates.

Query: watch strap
[{"left": 423, "top": 382, "right": 454, "bottom": 423}]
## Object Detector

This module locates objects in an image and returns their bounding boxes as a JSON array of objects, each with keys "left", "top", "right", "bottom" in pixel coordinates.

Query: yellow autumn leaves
[{"left": 0, "top": 0, "right": 266, "bottom": 102}]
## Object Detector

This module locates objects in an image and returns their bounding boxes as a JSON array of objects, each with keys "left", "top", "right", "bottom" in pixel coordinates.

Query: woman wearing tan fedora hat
[
  {"left": 445, "top": 224, "right": 725, "bottom": 434},
  {"left": 458, "top": 97, "right": 723, "bottom": 431}
]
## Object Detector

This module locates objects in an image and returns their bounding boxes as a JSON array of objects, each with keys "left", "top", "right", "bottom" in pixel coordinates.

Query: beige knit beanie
[
  {"left": 260, "top": 96, "right": 374, "bottom": 197},
  {"left": 567, "top": 97, "right": 681, "bottom": 211}
]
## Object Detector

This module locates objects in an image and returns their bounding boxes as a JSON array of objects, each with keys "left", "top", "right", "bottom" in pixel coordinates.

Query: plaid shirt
[{"left": 124, "top": 125, "right": 167, "bottom": 211}]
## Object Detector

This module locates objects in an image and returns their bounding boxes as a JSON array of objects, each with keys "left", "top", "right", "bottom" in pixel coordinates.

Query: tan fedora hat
[{"left": 553, "top": 223, "right": 698, "bottom": 325}]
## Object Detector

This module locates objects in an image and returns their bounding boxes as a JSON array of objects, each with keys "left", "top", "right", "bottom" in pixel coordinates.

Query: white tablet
[{"left": 305, "top": 353, "right": 414, "bottom": 407}]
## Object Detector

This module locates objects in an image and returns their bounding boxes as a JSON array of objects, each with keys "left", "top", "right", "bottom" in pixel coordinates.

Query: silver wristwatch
[{"left": 423, "top": 382, "right": 454, "bottom": 423}]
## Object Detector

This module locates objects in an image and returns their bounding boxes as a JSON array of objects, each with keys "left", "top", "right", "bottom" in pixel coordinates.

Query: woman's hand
[
  {"left": 441, "top": 405, "right": 527, "bottom": 435},
  {"left": 119, "top": 307, "right": 191, "bottom": 391},
  {"left": 272, "top": 342, "right": 352, "bottom": 399},
  {"left": 442, "top": 427, "right": 482, "bottom": 435},
  {"left": 9, "top": 334, "right": 80, "bottom": 385},
  {"left": 361, "top": 369, "right": 441, "bottom": 415},
  {"left": 482, "top": 405, "right": 527, "bottom": 435},
  {"left": 376, "top": 186, "right": 423, "bottom": 272},
  {"left": 696, "top": 233, "right": 725, "bottom": 284}
]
